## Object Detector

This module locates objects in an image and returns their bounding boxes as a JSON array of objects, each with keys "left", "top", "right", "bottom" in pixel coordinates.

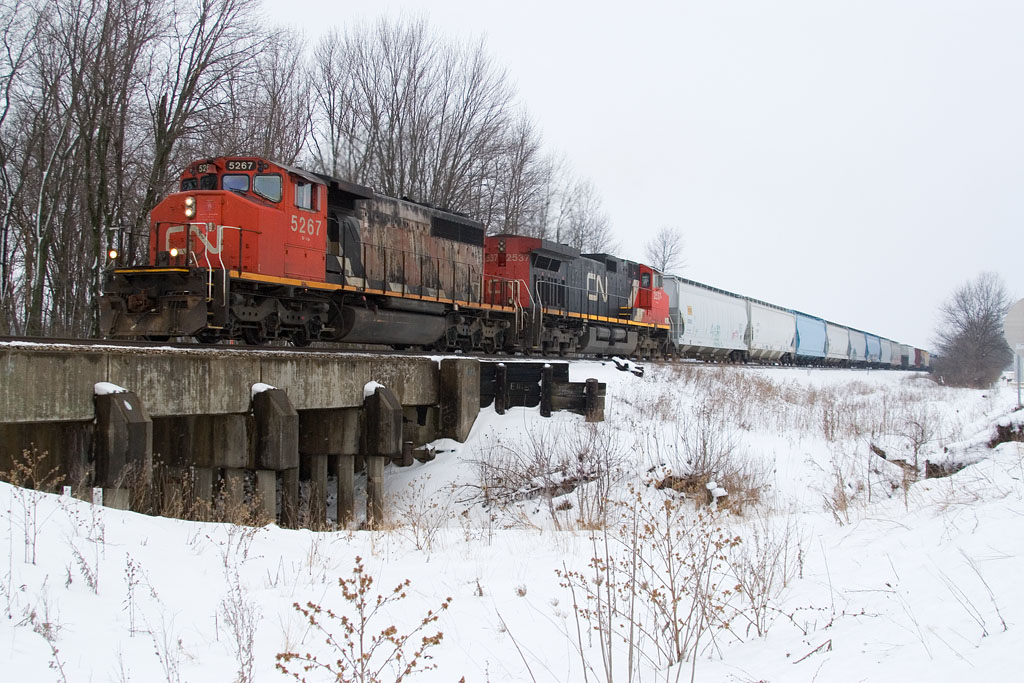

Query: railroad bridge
[{"left": 0, "top": 344, "right": 604, "bottom": 527}]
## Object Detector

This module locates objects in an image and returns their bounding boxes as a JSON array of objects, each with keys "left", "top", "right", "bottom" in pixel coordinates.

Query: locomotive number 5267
[{"left": 290, "top": 214, "right": 323, "bottom": 241}]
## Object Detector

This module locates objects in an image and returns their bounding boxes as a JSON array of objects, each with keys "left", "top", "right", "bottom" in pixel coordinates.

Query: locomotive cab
[
  {"left": 153, "top": 158, "right": 329, "bottom": 280},
  {"left": 101, "top": 157, "right": 338, "bottom": 343}
]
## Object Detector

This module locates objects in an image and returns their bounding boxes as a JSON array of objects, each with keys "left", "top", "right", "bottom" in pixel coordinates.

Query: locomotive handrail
[
  {"left": 150, "top": 221, "right": 255, "bottom": 313},
  {"left": 212, "top": 225, "right": 243, "bottom": 308}
]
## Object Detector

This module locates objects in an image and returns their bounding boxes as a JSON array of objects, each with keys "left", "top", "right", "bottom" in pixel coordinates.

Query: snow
[
  {"left": 93, "top": 381, "right": 127, "bottom": 395},
  {"left": 363, "top": 380, "right": 385, "bottom": 399},
  {"left": 250, "top": 382, "right": 276, "bottom": 399},
  {"left": 3, "top": 363, "right": 1023, "bottom": 682}
]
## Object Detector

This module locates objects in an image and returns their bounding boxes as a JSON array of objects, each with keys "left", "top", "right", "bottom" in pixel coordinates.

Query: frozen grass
[{"left": 1, "top": 362, "right": 1022, "bottom": 682}]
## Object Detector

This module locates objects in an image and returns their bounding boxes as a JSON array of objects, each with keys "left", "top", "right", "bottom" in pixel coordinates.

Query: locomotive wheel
[
  {"left": 290, "top": 330, "right": 311, "bottom": 347},
  {"left": 194, "top": 330, "right": 220, "bottom": 345},
  {"left": 432, "top": 327, "right": 457, "bottom": 353},
  {"left": 242, "top": 327, "right": 263, "bottom": 345}
]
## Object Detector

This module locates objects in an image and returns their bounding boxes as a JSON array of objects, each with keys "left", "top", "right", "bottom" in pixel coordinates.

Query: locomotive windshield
[
  {"left": 223, "top": 174, "right": 249, "bottom": 192},
  {"left": 253, "top": 174, "right": 282, "bottom": 202}
]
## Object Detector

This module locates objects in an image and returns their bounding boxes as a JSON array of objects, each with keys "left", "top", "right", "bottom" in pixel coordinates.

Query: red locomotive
[{"left": 99, "top": 156, "right": 671, "bottom": 355}]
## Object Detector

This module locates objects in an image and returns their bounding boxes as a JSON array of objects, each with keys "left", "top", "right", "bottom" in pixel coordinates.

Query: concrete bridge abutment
[{"left": 0, "top": 346, "right": 485, "bottom": 529}]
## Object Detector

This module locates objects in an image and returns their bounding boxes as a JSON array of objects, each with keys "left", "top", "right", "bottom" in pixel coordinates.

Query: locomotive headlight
[{"left": 183, "top": 196, "right": 196, "bottom": 218}]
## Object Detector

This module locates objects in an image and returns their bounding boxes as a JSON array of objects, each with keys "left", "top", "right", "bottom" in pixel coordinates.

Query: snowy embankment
[{"left": 2, "top": 362, "right": 1023, "bottom": 682}]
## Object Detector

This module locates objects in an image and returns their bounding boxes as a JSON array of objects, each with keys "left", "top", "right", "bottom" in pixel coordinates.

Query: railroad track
[{"left": 0, "top": 336, "right": 916, "bottom": 372}]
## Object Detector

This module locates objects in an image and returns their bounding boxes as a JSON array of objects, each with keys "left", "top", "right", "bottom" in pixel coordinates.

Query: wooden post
[
  {"left": 585, "top": 378, "right": 602, "bottom": 423},
  {"left": 335, "top": 454, "right": 355, "bottom": 525},
  {"left": 366, "top": 456, "right": 385, "bottom": 527},
  {"left": 540, "top": 364, "right": 553, "bottom": 418},
  {"left": 308, "top": 454, "right": 328, "bottom": 527},
  {"left": 255, "top": 470, "right": 276, "bottom": 522},
  {"left": 281, "top": 467, "right": 299, "bottom": 528},
  {"left": 495, "top": 363, "right": 508, "bottom": 415},
  {"left": 363, "top": 386, "right": 402, "bottom": 528},
  {"left": 398, "top": 441, "right": 414, "bottom": 467}
]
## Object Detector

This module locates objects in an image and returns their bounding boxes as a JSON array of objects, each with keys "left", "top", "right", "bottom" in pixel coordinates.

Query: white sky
[{"left": 263, "top": 0, "right": 1024, "bottom": 349}]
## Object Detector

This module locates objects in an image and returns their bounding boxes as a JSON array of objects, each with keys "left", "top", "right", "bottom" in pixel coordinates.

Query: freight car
[
  {"left": 99, "top": 156, "right": 671, "bottom": 356},
  {"left": 662, "top": 276, "right": 748, "bottom": 361},
  {"left": 661, "top": 276, "right": 931, "bottom": 369},
  {"left": 794, "top": 313, "right": 828, "bottom": 364}
]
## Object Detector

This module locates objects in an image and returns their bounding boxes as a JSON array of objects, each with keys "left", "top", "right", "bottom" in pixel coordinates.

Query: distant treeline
[{"left": 0, "top": 0, "right": 611, "bottom": 336}]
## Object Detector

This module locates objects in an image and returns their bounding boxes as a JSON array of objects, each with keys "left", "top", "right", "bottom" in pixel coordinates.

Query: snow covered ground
[{"left": 2, "top": 361, "right": 1022, "bottom": 682}]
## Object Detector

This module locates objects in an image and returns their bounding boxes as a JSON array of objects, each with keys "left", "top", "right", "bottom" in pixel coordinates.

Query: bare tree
[
  {"left": 137, "top": 0, "right": 267, "bottom": 249},
  {"left": 561, "top": 177, "right": 615, "bottom": 254},
  {"left": 0, "top": 0, "right": 271, "bottom": 336},
  {"left": 306, "top": 17, "right": 524, "bottom": 216},
  {"left": 932, "top": 271, "right": 1013, "bottom": 388},
  {"left": 643, "top": 225, "right": 685, "bottom": 273},
  {"left": 471, "top": 111, "right": 544, "bottom": 234},
  {"left": 202, "top": 27, "right": 311, "bottom": 163},
  {"left": 308, "top": 29, "right": 367, "bottom": 180},
  {"left": 64, "top": 0, "right": 164, "bottom": 335},
  {"left": 0, "top": 0, "right": 34, "bottom": 332},
  {"left": 0, "top": 4, "right": 613, "bottom": 337}
]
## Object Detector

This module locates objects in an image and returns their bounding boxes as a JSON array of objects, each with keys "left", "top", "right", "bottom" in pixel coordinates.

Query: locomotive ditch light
[
  {"left": 169, "top": 247, "right": 180, "bottom": 258},
  {"left": 107, "top": 248, "right": 118, "bottom": 260}
]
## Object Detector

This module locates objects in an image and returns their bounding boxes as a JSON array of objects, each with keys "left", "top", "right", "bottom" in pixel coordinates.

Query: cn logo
[
  {"left": 164, "top": 224, "right": 223, "bottom": 254},
  {"left": 586, "top": 272, "right": 608, "bottom": 303}
]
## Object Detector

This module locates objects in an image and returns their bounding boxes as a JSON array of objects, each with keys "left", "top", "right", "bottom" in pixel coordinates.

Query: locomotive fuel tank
[
  {"left": 575, "top": 325, "right": 639, "bottom": 355},
  {"left": 334, "top": 306, "right": 446, "bottom": 346}
]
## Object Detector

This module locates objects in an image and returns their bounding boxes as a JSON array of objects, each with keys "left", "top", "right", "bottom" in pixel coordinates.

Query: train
[
  {"left": 98, "top": 155, "right": 930, "bottom": 369},
  {"left": 662, "top": 276, "right": 930, "bottom": 369}
]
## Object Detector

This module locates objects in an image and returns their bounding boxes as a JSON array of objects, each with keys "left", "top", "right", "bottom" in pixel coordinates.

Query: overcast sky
[{"left": 263, "top": 0, "right": 1024, "bottom": 350}]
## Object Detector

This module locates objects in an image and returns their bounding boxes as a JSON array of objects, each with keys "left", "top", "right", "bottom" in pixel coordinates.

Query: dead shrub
[
  {"left": 471, "top": 421, "right": 626, "bottom": 529},
  {"left": 277, "top": 556, "right": 450, "bottom": 683},
  {"left": 558, "top": 489, "right": 742, "bottom": 678}
]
